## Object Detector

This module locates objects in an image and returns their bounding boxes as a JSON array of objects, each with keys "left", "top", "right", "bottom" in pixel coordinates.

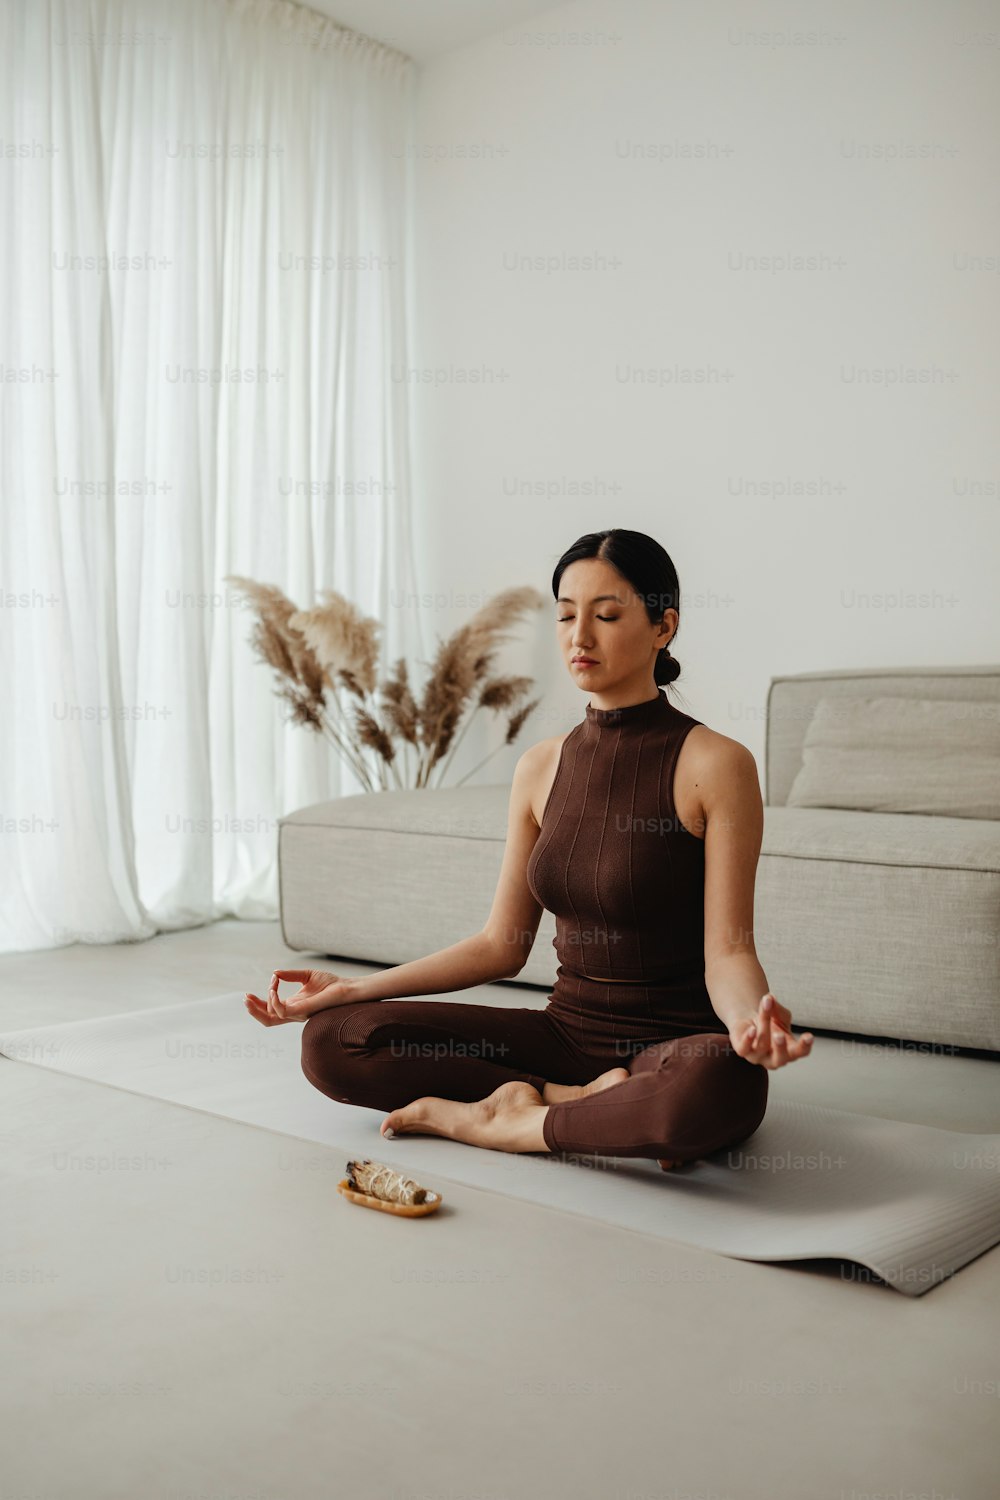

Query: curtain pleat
[{"left": 0, "top": 0, "right": 422, "bottom": 953}]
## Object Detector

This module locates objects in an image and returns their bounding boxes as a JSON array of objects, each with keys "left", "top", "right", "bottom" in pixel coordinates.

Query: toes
[{"left": 381, "top": 1099, "right": 435, "bottom": 1139}]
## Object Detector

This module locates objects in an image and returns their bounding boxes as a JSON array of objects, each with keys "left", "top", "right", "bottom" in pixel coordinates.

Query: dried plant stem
[
  {"left": 320, "top": 724, "right": 375, "bottom": 791},
  {"left": 385, "top": 746, "right": 406, "bottom": 791},
  {"left": 384, "top": 731, "right": 407, "bottom": 791},
  {"left": 316, "top": 705, "right": 377, "bottom": 790},
  {"left": 418, "top": 743, "right": 449, "bottom": 789},
  {"left": 431, "top": 707, "right": 480, "bottom": 788},
  {"left": 325, "top": 694, "right": 406, "bottom": 793},
  {"left": 414, "top": 743, "right": 432, "bottom": 790}
]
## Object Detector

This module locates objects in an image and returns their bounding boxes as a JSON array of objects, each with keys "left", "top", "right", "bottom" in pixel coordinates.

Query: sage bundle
[{"left": 346, "top": 1158, "right": 428, "bottom": 1206}]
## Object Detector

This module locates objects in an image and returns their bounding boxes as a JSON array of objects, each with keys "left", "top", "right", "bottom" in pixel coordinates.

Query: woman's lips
[{"left": 572, "top": 658, "right": 598, "bottom": 666}]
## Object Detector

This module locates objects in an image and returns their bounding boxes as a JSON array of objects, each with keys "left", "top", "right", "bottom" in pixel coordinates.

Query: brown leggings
[{"left": 300, "top": 996, "right": 768, "bottom": 1163}]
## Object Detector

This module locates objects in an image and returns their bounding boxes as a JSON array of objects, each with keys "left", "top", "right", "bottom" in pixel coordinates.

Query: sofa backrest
[{"left": 764, "top": 665, "right": 1000, "bottom": 807}]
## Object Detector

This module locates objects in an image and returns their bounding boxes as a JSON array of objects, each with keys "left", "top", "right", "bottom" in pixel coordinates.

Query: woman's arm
[
  {"left": 699, "top": 735, "right": 813, "bottom": 1065},
  {"left": 699, "top": 735, "right": 769, "bottom": 1029}
]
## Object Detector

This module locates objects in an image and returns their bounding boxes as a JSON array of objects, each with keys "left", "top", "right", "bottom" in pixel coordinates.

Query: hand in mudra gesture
[
  {"left": 729, "top": 992, "right": 814, "bottom": 1070},
  {"left": 244, "top": 968, "right": 354, "bottom": 1026}
]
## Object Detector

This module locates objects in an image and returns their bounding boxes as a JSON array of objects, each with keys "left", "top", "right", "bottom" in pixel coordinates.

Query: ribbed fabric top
[{"left": 527, "top": 691, "right": 707, "bottom": 985}]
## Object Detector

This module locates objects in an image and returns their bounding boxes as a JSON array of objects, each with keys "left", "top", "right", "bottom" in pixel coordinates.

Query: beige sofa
[{"left": 278, "top": 665, "right": 1000, "bottom": 1053}]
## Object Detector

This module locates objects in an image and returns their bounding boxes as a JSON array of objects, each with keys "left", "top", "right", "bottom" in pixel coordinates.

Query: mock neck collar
[{"left": 584, "top": 692, "right": 668, "bottom": 730}]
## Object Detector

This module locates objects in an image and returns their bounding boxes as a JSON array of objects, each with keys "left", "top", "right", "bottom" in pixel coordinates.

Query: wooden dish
[{"left": 336, "top": 1178, "right": 443, "bottom": 1217}]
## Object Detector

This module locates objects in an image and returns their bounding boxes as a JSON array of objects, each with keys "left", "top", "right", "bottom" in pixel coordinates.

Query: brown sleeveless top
[{"left": 527, "top": 692, "right": 717, "bottom": 1031}]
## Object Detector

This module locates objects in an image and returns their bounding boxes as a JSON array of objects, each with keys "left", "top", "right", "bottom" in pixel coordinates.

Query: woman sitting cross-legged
[{"left": 245, "top": 527, "right": 814, "bottom": 1170}]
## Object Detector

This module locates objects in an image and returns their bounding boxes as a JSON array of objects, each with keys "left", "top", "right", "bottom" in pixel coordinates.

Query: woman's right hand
[{"left": 244, "top": 968, "right": 356, "bottom": 1026}]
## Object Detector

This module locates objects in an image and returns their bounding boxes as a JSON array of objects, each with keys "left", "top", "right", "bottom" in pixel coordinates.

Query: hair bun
[{"left": 656, "top": 649, "right": 681, "bottom": 686}]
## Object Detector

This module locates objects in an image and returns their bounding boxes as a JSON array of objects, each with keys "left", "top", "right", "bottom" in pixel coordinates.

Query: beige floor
[{"left": 3, "top": 918, "right": 999, "bottom": 1500}]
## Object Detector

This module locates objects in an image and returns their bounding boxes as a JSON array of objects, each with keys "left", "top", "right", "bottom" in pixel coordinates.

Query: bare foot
[
  {"left": 380, "top": 1080, "right": 550, "bottom": 1154},
  {"left": 542, "top": 1067, "right": 630, "bottom": 1105}
]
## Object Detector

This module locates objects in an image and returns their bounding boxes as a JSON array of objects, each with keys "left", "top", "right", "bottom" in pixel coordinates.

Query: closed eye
[{"left": 557, "top": 615, "right": 619, "bottom": 623}]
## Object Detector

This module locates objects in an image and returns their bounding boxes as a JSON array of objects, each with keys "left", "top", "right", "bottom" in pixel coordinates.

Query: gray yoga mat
[{"left": 3, "top": 993, "right": 999, "bottom": 1296}]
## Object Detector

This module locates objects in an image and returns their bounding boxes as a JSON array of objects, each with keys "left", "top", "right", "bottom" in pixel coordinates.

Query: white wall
[{"left": 410, "top": 0, "right": 1000, "bottom": 782}]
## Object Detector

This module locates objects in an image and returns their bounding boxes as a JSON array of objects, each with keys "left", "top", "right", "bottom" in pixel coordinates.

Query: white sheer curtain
[{"left": 0, "top": 0, "right": 423, "bottom": 952}]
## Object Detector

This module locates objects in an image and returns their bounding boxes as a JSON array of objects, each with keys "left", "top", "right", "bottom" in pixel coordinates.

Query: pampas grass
[{"left": 226, "top": 576, "right": 545, "bottom": 792}]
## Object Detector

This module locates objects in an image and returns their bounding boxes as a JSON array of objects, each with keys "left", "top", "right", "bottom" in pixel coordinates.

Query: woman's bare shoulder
[
  {"left": 517, "top": 730, "right": 575, "bottom": 830},
  {"left": 679, "top": 721, "right": 760, "bottom": 802},
  {"left": 683, "top": 718, "right": 751, "bottom": 758}
]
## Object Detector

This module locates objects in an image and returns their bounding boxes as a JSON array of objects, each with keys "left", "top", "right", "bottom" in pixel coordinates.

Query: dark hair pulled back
[{"left": 551, "top": 528, "right": 682, "bottom": 688}]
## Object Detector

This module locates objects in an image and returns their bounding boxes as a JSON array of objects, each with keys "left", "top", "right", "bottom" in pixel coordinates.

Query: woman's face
[{"left": 555, "top": 557, "right": 676, "bottom": 696}]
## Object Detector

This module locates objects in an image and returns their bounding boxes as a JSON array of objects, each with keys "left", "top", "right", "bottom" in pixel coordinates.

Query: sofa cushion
[
  {"left": 757, "top": 808, "right": 1000, "bottom": 1052},
  {"left": 764, "top": 666, "right": 1000, "bottom": 808},
  {"left": 761, "top": 804, "right": 1000, "bottom": 873},
  {"left": 786, "top": 695, "right": 1000, "bottom": 820},
  {"left": 281, "top": 785, "right": 510, "bottom": 839}
]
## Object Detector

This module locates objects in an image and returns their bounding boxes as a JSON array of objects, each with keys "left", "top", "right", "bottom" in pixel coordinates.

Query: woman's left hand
[{"left": 729, "top": 992, "right": 814, "bottom": 1070}]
